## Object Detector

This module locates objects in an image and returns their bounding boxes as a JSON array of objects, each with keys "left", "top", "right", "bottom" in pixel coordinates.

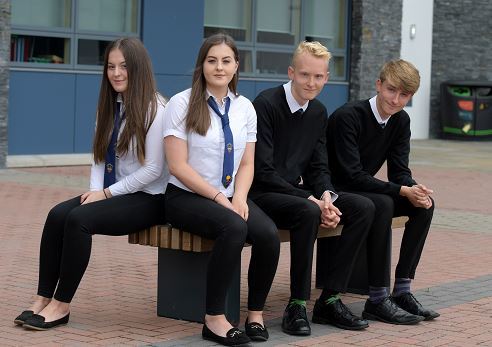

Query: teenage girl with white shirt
[
  {"left": 14, "top": 37, "right": 169, "bottom": 331},
  {"left": 164, "top": 33, "right": 280, "bottom": 346}
]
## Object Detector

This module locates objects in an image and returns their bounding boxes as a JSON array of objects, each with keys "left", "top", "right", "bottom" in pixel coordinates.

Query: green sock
[
  {"left": 289, "top": 298, "right": 306, "bottom": 307},
  {"left": 324, "top": 294, "right": 340, "bottom": 305}
]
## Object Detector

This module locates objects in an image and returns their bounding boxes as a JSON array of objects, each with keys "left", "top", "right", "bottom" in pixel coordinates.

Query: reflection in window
[
  {"left": 78, "top": 0, "right": 138, "bottom": 33},
  {"left": 203, "top": 0, "right": 348, "bottom": 79},
  {"left": 330, "top": 56, "right": 345, "bottom": 80},
  {"left": 11, "top": 0, "right": 71, "bottom": 28},
  {"left": 257, "top": 51, "right": 291, "bottom": 75},
  {"left": 303, "top": 0, "right": 346, "bottom": 50},
  {"left": 239, "top": 50, "right": 252, "bottom": 73},
  {"left": 256, "top": 0, "right": 300, "bottom": 45},
  {"left": 10, "top": 35, "right": 69, "bottom": 64},
  {"left": 78, "top": 39, "right": 111, "bottom": 65},
  {"left": 204, "top": 0, "right": 252, "bottom": 42}
]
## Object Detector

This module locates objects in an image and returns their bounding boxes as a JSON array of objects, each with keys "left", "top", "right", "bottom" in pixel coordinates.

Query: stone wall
[
  {"left": 349, "top": 0, "right": 403, "bottom": 101},
  {"left": 430, "top": 0, "right": 492, "bottom": 137},
  {"left": 0, "top": 0, "right": 9, "bottom": 168}
]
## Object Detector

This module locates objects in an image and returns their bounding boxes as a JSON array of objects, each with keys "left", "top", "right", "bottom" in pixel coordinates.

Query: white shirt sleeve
[
  {"left": 89, "top": 161, "right": 105, "bottom": 191},
  {"left": 163, "top": 91, "right": 189, "bottom": 141},
  {"left": 245, "top": 100, "right": 257, "bottom": 143},
  {"left": 108, "top": 100, "right": 166, "bottom": 196}
]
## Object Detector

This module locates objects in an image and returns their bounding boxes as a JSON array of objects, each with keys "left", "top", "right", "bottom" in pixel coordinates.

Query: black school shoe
[
  {"left": 281, "top": 303, "right": 311, "bottom": 336},
  {"left": 14, "top": 310, "right": 34, "bottom": 325},
  {"left": 362, "top": 297, "right": 424, "bottom": 325},
  {"left": 312, "top": 299, "right": 369, "bottom": 330},
  {"left": 245, "top": 319, "right": 269, "bottom": 341},
  {"left": 23, "top": 313, "right": 70, "bottom": 331},
  {"left": 392, "top": 292, "right": 440, "bottom": 320},
  {"left": 202, "top": 324, "right": 251, "bottom": 346}
]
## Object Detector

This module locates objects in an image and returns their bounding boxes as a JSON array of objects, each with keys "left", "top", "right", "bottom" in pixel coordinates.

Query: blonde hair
[
  {"left": 292, "top": 41, "right": 332, "bottom": 67},
  {"left": 379, "top": 59, "right": 420, "bottom": 94}
]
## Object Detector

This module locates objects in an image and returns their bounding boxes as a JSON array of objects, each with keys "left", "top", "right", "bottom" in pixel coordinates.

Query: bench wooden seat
[
  {"left": 128, "top": 217, "right": 408, "bottom": 324},
  {"left": 128, "top": 217, "right": 407, "bottom": 252}
]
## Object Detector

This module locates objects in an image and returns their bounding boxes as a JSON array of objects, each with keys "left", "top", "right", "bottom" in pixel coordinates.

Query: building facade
[
  {"left": 0, "top": 0, "right": 9, "bottom": 168},
  {"left": 2, "top": 0, "right": 491, "bottom": 166}
]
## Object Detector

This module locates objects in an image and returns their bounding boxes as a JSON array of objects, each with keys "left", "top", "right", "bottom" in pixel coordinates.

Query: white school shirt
[
  {"left": 163, "top": 88, "right": 257, "bottom": 198},
  {"left": 369, "top": 95, "right": 390, "bottom": 126},
  {"left": 90, "top": 94, "right": 169, "bottom": 195},
  {"left": 284, "top": 81, "right": 309, "bottom": 114},
  {"left": 283, "top": 81, "right": 338, "bottom": 202}
]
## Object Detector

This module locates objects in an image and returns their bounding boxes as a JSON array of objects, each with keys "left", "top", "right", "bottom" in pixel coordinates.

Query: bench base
[
  {"left": 315, "top": 234, "right": 392, "bottom": 294},
  {"left": 157, "top": 248, "right": 240, "bottom": 324}
]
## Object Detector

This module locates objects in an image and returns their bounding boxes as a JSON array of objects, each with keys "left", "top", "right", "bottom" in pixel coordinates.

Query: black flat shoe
[
  {"left": 14, "top": 310, "right": 34, "bottom": 325},
  {"left": 392, "top": 292, "right": 440, "bottom": 320},
  {"left": 23, "top": 313, "right": 70, "bottom": 331},
  {"left": 202, "top": 324, "right": 251, "bottom": 346},
  {"left": 245, "top": 319, "right": 269, "bottom": 341}
]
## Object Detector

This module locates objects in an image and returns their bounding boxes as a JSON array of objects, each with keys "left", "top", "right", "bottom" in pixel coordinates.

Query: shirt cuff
[{"left": 321, "top": 190, "right": 338, "bottom": 203}]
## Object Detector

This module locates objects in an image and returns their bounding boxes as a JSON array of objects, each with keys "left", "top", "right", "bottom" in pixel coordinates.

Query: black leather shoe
[
  {"left": 281, "top": 303, "right": 311, "bottom": 336},
  {"left": 245, "top": 319, "right": 269, "bottom": 341},
  {"left": 23, "top": 313, "right": 70, "bottom": 331},
  {"left": 312, "top": 299, "right": 369, "bottom": 330},
  {"left": 362, "top": 297, "right": 424, "bottom": 325},
  {"left": 392, "top": 292, "right": 440, "bottom": 320},
  {"left": 14, "top": 310, "right": 34, "bottom": 325},
  {"left": 202, "top": 324, "right": 251, "bottom": 346}
]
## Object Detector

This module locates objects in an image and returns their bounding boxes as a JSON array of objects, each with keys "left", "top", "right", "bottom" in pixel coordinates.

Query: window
[
  {"left": 10, "top": 0, "right": 140, "bottom": 69},
  {"left": 204, "top": 0, "right": 349, "bottom": 80}
]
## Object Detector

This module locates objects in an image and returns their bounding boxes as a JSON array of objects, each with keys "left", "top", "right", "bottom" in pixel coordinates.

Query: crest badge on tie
[
  {"left": 106, "top": 163, "right": 113, "bottom": 174},
  {"left": 225, "top": 175, "right": 232, "bottom": 185},
  {"left": 227, "top": 143, "right": 233, "bottom": 153}
]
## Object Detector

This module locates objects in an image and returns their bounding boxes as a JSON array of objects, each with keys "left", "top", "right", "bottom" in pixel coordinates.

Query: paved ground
[{"left": 1, "top": 139, "right": 491, "bottom": 346}]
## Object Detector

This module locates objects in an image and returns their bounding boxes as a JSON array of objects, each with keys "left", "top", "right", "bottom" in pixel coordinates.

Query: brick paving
[{"left": 1, "top": 139, "right": 491, "bottom": 346}]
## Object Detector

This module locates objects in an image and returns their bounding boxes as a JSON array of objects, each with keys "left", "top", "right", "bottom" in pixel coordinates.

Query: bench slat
[{"left": 129, "top": 216, "right": 408, "bottom": 252}]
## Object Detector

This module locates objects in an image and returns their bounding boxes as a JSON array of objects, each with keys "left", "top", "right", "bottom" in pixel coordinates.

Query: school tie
[
  {"left": 104, "top": 101, "right": 125, "bottom": 188},
  {"left": 379, "top": 122, "right": 386, "bottom": 129},
  {"left": 294, "top": 108, "right": 304, "bottom": 116},
  {"left": 207, "top": 96, "right": 234, "bottom": 188}
]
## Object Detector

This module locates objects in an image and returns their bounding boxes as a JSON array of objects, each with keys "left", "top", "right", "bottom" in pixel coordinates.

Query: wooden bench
[{"left": 129, "top": 217, "right": 408, "bottom": 323}]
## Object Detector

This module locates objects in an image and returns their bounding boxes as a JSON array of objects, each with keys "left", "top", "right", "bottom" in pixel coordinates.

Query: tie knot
[
  {"left": 379, "top": 122, "right": 386, "bottom": 129},
  {"left": 294, "top": 108, "right": 304, "bottom": 116}
]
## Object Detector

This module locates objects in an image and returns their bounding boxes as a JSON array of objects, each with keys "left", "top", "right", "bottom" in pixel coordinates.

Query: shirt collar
[
  {"left": 369, "top": 95, "right": 389, "bottom": 125},
  {"left": 206, "top": 89, "right": 236, "bottom": 106},
  {"left": 283, "top": 81, "right": 309, "bottom": 114}
]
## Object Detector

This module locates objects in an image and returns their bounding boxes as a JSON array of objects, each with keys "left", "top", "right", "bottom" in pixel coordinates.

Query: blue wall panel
[
  {"left": 142, "top": 0, "right": 204, "bottom": 76},
  {"left": 8, "top": 71, "right": 76, "bottom": 155},
  {"left": 74, "top": 74, "right": 101, "bottom": 153},
  {"left": 155, "top": 74, "right": 193, "bottom": 100},
  {"left": 237, "top": 80, "right": 256, "bottom": 101}
]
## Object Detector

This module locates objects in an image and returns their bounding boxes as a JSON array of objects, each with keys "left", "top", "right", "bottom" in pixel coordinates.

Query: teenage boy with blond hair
[
  {"left": 250, "top": 41, "right": 377, "bottom": 335},
  {"left": 326, "top": 59, "right": 439, "bottom": 324}
]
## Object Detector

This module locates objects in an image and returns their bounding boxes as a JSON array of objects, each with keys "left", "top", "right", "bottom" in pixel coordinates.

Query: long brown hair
[
  {"left": 186, "top": 33, "right": 239, "bottom": 135},
  {"left": 92, "top": 37, "right": 157, "bottom": 164}
]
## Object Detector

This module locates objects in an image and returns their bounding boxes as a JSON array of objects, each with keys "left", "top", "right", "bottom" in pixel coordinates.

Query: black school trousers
[
  {"left": 250, "top": 191, "right": 375, "bottom": 299},
  {"left": 352, "top": 191, "right": 435, "bottom": 287},
  {"left": 164, "top": 184, "right": 280, "bottom": 315},
  {"left": 37, "top": 192, "right": 165, "bottom": 303}
]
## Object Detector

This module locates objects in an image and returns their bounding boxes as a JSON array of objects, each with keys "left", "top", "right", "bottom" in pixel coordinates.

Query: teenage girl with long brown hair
[
  {"left": 164, "top": 33, "right": 280, "bottom": 346},
  {"left": 14, "top": 37, "right": 169, "bottom": 331}
]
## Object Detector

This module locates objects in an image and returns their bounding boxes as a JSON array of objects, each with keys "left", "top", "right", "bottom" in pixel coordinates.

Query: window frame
[
  {"left": 204, "top": 0, "right": 351, "bottom": 82},
  {"left": 9, "top": 0, "right": 141, "bottom": 71}
]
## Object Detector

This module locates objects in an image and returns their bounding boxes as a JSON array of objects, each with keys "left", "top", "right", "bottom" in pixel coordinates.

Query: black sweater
[
  {"left": 251, "top": 85, "right": 335, "bottom": 199},
  {"left": 326, "top": 99, "right": 416, "bottom": 198}
]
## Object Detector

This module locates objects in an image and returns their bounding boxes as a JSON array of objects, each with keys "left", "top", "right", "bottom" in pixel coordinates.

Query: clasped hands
[
  {"left": 401, "top": 184, "right": 433, "bottom": 209},
  {"left": 308, "top": 194, "right": 341, "bottom": 229}
]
